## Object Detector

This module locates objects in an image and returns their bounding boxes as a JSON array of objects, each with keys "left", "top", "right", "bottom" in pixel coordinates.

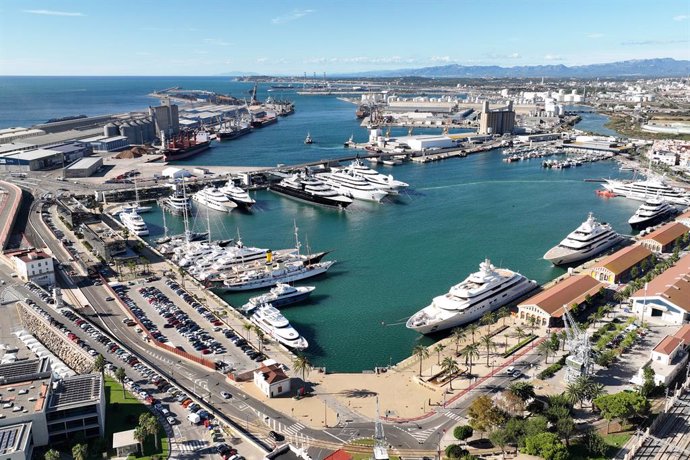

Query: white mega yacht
[
  {"left": 192, "top": 187, "right": 237, "bottom": 213},
  {"left": 602, "top": 176, "right": 690, "bottom": 206},
  {"left": 317, "top": 169, "right": 388, "bottom": 202},
  {"left": 334, "top": 159, "right": 409, "bottom": 193},
  {"left": 162, "top": 182, "right": 192, "bottom": 214},
  {"left": 119, "top": 209, "right": 149, "bottom": 236},
  {"left": 406, "top": 259, "right": 537, "bottom": 334},
  {"left": 543, "top": 213, "right": 624, "bottom": 265},
  {"left": 218, "top": 181, "right": 256, "bottom": 209},
  {"left": 242, "top": 284, "right": 315, "bottom": 312},
  {"left": 250, "top": 304, "right": 308, "bottom": 350},
  {"left": 269, "top": 171, "right": 353, "bottom": 208}
]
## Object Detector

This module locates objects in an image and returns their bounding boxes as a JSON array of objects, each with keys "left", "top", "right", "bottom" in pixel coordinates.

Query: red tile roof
[
  {"left": 653, "top": 336, "right": 683, "bottom": 355},
  {"left": 519, "top": 275, "right": 605, "bottom": 317},
  {"left": 640, "top": 222, "right": 689, "bottom": 246},
  {"left": 592, "top": 244, "right": 652, "bottom": 275},
  {"left": 324, "top": 450, "right": 353, "bottom": 460},
  {"left": 632, "top": 256, "right": 690, "bottom": 312},
  {"left": 673, "top": 324, "right": 690, "bottom": 346},
  {"left": 258, "top": 364, "right": 289, "bottom": 384}
]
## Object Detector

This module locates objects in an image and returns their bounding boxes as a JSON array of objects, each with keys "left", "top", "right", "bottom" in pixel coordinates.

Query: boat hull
[
  {"left": 269, "top": 184, "right": 352, "bottom": 208},
  {"left": 163, "top": 141, "right": 211, "bottom": 162},
  {"left": 629, "top": 210, "right": 674, "bottom": 230},
  {"left": 543, "top": 236, "right": 623, "bottom": 265},
  {"left": 221, "top": 265, "right": 331, "bottom": 292}
]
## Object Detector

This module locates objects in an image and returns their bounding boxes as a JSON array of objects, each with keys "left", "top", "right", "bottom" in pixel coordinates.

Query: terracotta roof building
[
  {"left": 631, "top": 255, "right": 690, "bottom": 325},
  {"left": 590, "top": 244, "right": 654, "bottom": 284},
  {"left": 639, "top": 222, "right": 689, "bottom": 253},
  {"left": 633, "top": 324, "right": 690, "bottom": 386},
  {"left": 676, "top": 208, "right": 690, "bottom": 227},
  {"left": 253, "top": 363, "right": 291, "bottom": 398},
  {"left": 517, "top": 275, "right": 605, "bottom": 327}
]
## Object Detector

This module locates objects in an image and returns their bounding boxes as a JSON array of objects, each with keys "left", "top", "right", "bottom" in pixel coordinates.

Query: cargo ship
[
  {"left": 250, "top": 110, "right": 279, "bottom": 128},
  {"left": 160, "top": 130, "right": 211, "bottom": 162}
]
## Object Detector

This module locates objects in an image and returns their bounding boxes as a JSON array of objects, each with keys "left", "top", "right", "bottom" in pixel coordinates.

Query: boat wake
[{"left": 418, "top": 179, "right": 583, "bottom": 191}]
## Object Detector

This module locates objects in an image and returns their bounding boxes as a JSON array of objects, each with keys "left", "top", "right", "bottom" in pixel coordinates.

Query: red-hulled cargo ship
[{"left": 161, "top": 131, "right": 211, "bottom": 162}]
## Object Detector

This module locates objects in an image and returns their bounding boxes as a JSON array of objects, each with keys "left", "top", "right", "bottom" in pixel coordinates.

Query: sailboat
[
  {"left": 121, "top": 178, "right": 152, "bottom": 214},
  {"left": 154, "top": 207, "right": 171, "bottom": 245}
]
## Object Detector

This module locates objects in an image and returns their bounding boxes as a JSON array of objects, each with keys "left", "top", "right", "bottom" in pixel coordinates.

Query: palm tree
[
  {"left": 178, "top": 266, "right": 186, "bottom": 288},
  {"left": 441, "top": 357, "right": 459, "bottom": 390},
  {"left": 559, "top": 330, "right": 568, "bottom": 351},
  {"left": 481, "top": 312, "right": 497, "bottom": 333},
  {"left": 254, "top": 327, "right": 265, "bottom": 353},
  {"left": 44, "top": 449, "right": 61, "bottom": 460},
  {"left": 140, "top": 413, "right": 160, "bottom": 450},
  {"left": 133, "top": 425, "right": 146, "bottom": 455},
  {"left": 433, "top": 343, "right": 446, "bottom": 365},
  {"left": 467, "top": 323, "right": 479, "bottom": 344},
  {"left": 565, "top": 381, "right": 585, "bottom": 409},
  {"left": 586, "top": 382, "right": 607, "bottom": 406},
  {"left": 71, "top": 444, "right": 88, "bottom": 460},
  {"left": 512, "top": 326, "right": 527, "bottom": 344},
  {"left": 460, "top": 343, "right": 480, "bottom": 381},
  {"left": 480, "top": 334, "right": 497, "bottom": 366},
  {"left": 451, "top": 327, "right": 466, "bottom": 355},
  {"left": 413, "top": 344, "right": 430, "bottom": 377},
  {"left": 292, "top": 354, "right": 312, "bottom": 395},
  {"left": 115, "top": 367, "right": 127, "bottom": 398},
  {"left": 93, "top": 354, "right": 105, "bottom": 378},
  {"left": 243, "top": 323, "right": 253, "bottom": 342},
  {"left": 537, "top": 340, "right": 554, "bottom": 364},
  {"left": 498, "top": 306, "right": 510, "bottom": 326},
  {"left": 508, "top": 382, "right": 535, "bottom": 401}
]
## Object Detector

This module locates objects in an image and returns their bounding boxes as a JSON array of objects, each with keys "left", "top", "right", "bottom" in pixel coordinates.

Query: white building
[
  {"left": 161, "top": 167, "right": 192, "bottom": 179},
  {"left": 10, "top": 249, "right": 55, "bottom": 287},
  {"left": 631, "top": 255, "right": 690, "bottom": 325},
  {"left": 253, "top": 363, "right": 291, "bottom": 398},
  {"left": 631, "top": 324, "right": 690, "bottom": 386}
]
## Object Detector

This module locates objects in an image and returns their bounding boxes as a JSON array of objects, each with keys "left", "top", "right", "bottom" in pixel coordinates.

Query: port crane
[{"left": 561, "top": 303, "right": 593, "bottom": 382}]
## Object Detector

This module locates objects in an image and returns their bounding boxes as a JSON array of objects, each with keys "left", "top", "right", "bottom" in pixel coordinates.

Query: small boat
[
  {"left": 304, "top": 132, "right": 313, "bottom": 144},
  {"left": 595, "top": 190, "right": 617, "bottom": 198}
]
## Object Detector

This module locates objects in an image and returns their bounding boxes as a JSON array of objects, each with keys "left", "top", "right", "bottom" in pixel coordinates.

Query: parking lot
[{"left": 115, "top": 278, "right": 267, "bottom": 374}]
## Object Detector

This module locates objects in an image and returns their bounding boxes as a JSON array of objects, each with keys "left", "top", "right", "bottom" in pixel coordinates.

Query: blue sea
[{"left": 0, "top": 76, "right": 635, "bottom": 371}]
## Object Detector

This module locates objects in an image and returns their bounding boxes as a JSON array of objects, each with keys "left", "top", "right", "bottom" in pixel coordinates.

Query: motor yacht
[
  {"left": 406, "top": 259, "right": 537, "bottom": 334},
  {"left": 269, "top": 171, "right": 353, "bottom": 208},
  {"left": 543, "top": 213, "right": 624, "bottom": 265},
  {"left": 250, "top": 304, "right": 308, "bottom": 350},
  {"left": 162, "top": 182, "right": 192, "bottom": 214},
  {"left": 119, "top": 209, "right": 149, "bottom": 236},
  {"left": 317, "top": 169, "right": 388, "bottom": 202},
  {"left": 192, "top": 187, "right": 237, "bottom": 213},
  {"left": 628, "top": 197, "right": 677, "bottom": 230},
  {"left": 334, "top": 159, "right": 409, "bottom": 194},
  {"left": 601, "top": 177, "right": 690, "bottom": 206},
  {"left": 221, "top": 260, "right": 334, "bottom": 291},
  {"left": 242, "top": 284, "right": 315, "bottom": 313},
  {"left": 218, "top": 181, "right": 256, "bottom": 209}
]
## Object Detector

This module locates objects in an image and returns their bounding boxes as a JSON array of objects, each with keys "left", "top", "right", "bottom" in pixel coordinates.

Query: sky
[{"left": 0, "top": 0, "right": 688, "bottom": 76}]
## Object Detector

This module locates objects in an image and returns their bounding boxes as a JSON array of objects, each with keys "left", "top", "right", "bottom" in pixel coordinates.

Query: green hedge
[
  {"left": 502, "top": 334, "right": 538, "bottom": 358},
  {"left": 537, "top": 354, "right": 569, "bottom": 380}
]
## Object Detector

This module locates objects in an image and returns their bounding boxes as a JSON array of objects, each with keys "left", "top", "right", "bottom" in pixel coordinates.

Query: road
[{"left": 17, "top": 178, "right": 547, "bottom": 458}]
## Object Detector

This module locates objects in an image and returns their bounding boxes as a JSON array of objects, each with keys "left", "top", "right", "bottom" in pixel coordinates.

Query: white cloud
[
  {"left": 431, "top": 56, "right": 452, "bottom": 63},
  {"left": 23, "top": 9, "right": 84, "bottom": 16},
  {"left": 587, "top": 33, "right": 604, "bottom": 39},
  {"left": 256, "top": 57, "right": 269, "bottom": 63},
  {"left": 544, "top": 54, "right": 564, "bottom": 61},
  {"left": 508, "top": 52, "right": 521, "bottom": 59},
  {"left": 673, "top": 14, "right": 688, "bottom": 21},
  {"left": 302, "top": 56, "right": 415, "bottom": 66},
  {"left": 272, "top": 9, "right": 315, "bottom": 24},
  {"left": 203, "top": 38, "right": 233, "bottom": 47}
]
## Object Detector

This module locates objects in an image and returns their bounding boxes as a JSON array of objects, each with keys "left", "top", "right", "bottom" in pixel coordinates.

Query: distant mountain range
[{"left": 344, "top": 58, "right": 690, "bottom": 78}]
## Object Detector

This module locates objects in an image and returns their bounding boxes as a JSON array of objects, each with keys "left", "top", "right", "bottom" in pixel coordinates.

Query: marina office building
[
  {"left": 0, "top": 359, "right": 105, "bottom": 458},
  {"left": 631, "top": 255, "right": 690, "bottom": 325}
]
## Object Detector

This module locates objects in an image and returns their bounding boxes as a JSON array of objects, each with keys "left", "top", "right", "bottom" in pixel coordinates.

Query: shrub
[
  {"left": 454, "top": 425, "right": 473, "bottom": 441},
  {"left": 445, "top": 444, "right": 467, "bottom": 458}
]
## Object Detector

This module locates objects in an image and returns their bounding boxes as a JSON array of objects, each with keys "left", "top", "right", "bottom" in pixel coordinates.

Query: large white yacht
[
  {"left": 192, "top": 187, "right": 237, "bottom": 213},
  {"left": 162, "top": 182, "right": 192, "bottom": 214},
  {"left": 119, "top": 209, "right": 149, "bottom": 236},
  {"left": 250, "top": 304, "right": 308, "bottom": 350},
  {"left": 543, "top": 213, "right": 624, "bottom": 265},
  {"left": 317, "top": 169, "right": 388, "bottom": 202},
  {"left": 242, "top": 284, "right": 315, "bottom": 313},
  {"left": 334, "top": 159, "right": 409, "bottom": 194},
  {"left": 602, "top": 177, "right": 690, "bottom": 206},
  {"left": 218, "top": 181, "right": 256, "bottom": 209},
  {"left": 628, "top": 197, "right": 677, "bottom": 230},
  {"left": 221, "top": 260, "right": 334, "bottom": 291},
  {"left": 406, "top": 259, "right": 538, "bottom": 334},
  {"left": 269, "top": 171, "right": 353, "bottom": 208}
]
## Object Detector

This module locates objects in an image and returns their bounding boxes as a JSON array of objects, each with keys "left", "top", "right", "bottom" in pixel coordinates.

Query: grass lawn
[
  {"left": 568, "top": 432, "right": 633, "bottom": 460},
  {"left": 105, "top": 377, "right": 169, "bottom": 459}
]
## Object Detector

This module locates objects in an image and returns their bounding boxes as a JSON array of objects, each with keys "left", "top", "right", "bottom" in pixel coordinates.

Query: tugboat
[{"left": 304, "top": 132, "right": 313, "bottom": 144}]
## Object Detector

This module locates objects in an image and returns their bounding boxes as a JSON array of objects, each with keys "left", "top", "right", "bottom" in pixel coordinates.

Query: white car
[
  {"left": 220, "top": 391, "right": 232, "bottom": 399},
  {"left": 167, "top": 416, "right": 177, "bottom": 425}
]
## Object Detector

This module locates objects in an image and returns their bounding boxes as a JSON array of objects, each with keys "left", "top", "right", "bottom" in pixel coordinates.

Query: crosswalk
[
  {"left": 282, "top": 422, "right": 306, "bottom": 436},
  {"left": 441, "top": 410, "right": 464, "bottom": 422},
  {"left": 395, "top": 425, "right": 440, "bottom": 444},
  {"left": 172, "top": 440, "right": 207, "bottom": 452}
]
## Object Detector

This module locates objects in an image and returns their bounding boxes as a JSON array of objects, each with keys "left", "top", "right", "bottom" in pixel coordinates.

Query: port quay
[{"left": 1, "top": 73, "right": 690, "bottom": 460}]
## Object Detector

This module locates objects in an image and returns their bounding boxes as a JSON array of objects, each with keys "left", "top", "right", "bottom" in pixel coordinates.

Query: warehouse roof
[
  {"left": 8, "top": 149, "right": 60, "bottom": 161},
  {"left": 632, "top": 256, "right": 690, "bottom": 312},
  {"left": 592, "top": 244, "right": 653, "bottom": 275},
  {"left": 67, "top": 156, "right": 102, "bottom": 169},
  {"left": 641, "top": 222, "right": 689, "bottom": 246},
  {"left": 519, "top": 275, "right": 604, "bottom": 317}
]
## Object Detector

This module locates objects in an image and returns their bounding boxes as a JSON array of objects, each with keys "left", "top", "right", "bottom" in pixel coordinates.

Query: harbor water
[{"left": 2, "top": 77, "right": 638, "bottom": 371}]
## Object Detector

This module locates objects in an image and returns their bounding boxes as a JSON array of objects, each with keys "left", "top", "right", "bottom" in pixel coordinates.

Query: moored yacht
[
  {"left": 543, "top": 213, "right": 624, "bottom": 265},
  {"left": 406, "top": 259, "right": 538, "bottom": 334},
  {"left": 250, "top": 304, "right": 308, "bottom": 350},
  {"left": 317, "top": 168, "right": 388, "bottom": 202},
  {"left": 218, "top": 181, "right": 256, "bottom": 209},
  {"left": 601, "top": 177, "right": 690, "bottom": 206},
  {"left": 242, "top": 284, "right": 315, "bottom": 313},
  {"left": 119, "top": 209, "right": 149, "bottom": 236},
  {"left": 334, "top": 159, "right": 408, "bottom": 194},
  {"left": 221, "top": 260, "right": 334, "bottom": 291},
  {"left": 628, "top": 197, "right": 677, "bottom": 230},
  {"left": 192, "top": 187, "right": 237, "bottom": 213},
  {"left": 269, "top": 171, "right": 353, "bottom": 208},
  {"left": 162, "top": 182, "right": 192, "bottom": 214}
]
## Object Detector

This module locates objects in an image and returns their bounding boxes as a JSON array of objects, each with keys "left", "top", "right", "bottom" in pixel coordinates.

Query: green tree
[
  {"left": 445, "top": 444, "right": 468, "bottom": 459},
  {"left": 467, "top": 395, "right": 506, "bottom": 437},
  {"left": 93, "top": 354, "right": 106, "bottom": 378},
  {"left": 524, "top": 432, "right": 568, "bottom": 460},
  {"left": 460, "top": 342, "right": 480, "bottom": 382},
  {"left": 413, "top": 344, "right": 430, "bottom": 378},
  {"left": 508, "top": 382, "right": 535, "bottom": 402},
  {"left": 453, "top": 425, "right": 473, "bottom": 442},
  {"left": 178, "top": 266, "right": 186, "bottom": 288},
  {"left": 451, "top": 327, "right": 466, "bottom": 355},
  {"left": 140, "top": 412, "right": 160, "bottom": 450},
  {"left": 243, "top": 323, "right": 253, "bottom": 342},
  {"left": 639, "top": 366, "right": 656, "bottom": 397},
  {"left": 133, "top": 425, "right": 146, "bottom": 454},
  {"left": 254, "top": 327, "right": 266, "bottom": 353},
  {"left": 292, "top": 354, "right": 312, "bottom": 394},
  {"left": 434, "top": 343, "right": 446, "bottom": 365},
  {"left": 498, "top": 306, "right": 510, "bottom": 326},
  {"left": 467, "top": 323, "right": 479, "bottom": 344},
  {"left": 480, "top": 334, "right": 497, "bottom": 367},
  {"left": 489, "top": 428, "right": 510, "bottom": 458},
  {"left": 44, "top": 449, "right": 61, "bottom": 460},
  {"left": 537, "top": 340, "right": 555, "bottom": 364},
  {"left": 594, "top": 391, "right": 650, "bottom": 433},
  {"left": 481, "top": 311, "right": 497, "bottom": 333},
  {"left": 115, "top": 367, "right": 127, "bottom": 398},
  {"left": 71, "top": 444, "right": 88, "bottom": 460},
  {"left": 565, "top": 380, "right": 586, "bottom": 408},
  {"left": 582, "top": 428, "right": 608, "bottom": 457},
  {"left": 555, "top": 414, "right": 576, "bottom": 446},
  {"left": 441, "top": 357, "right": 460, "bottom": 390}
]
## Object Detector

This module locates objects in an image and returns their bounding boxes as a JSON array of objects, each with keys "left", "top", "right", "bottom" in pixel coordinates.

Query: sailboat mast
[
  {"left": 293, "top": 221, "right": 301, "bottom": 256},
  {"left": 181, "top": 182, "right": 191, "bottom": 244},
  {"left": 206, "top": 206, "right": 211, "bottom": 244},
  {"left": 162, "top": 206, "right": 168, "bottom": 239}
]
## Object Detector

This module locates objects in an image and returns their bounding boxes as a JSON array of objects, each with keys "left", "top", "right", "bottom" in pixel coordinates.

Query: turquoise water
[{"left": 1, "top": 76, "right": 637, "bottom": 371}]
